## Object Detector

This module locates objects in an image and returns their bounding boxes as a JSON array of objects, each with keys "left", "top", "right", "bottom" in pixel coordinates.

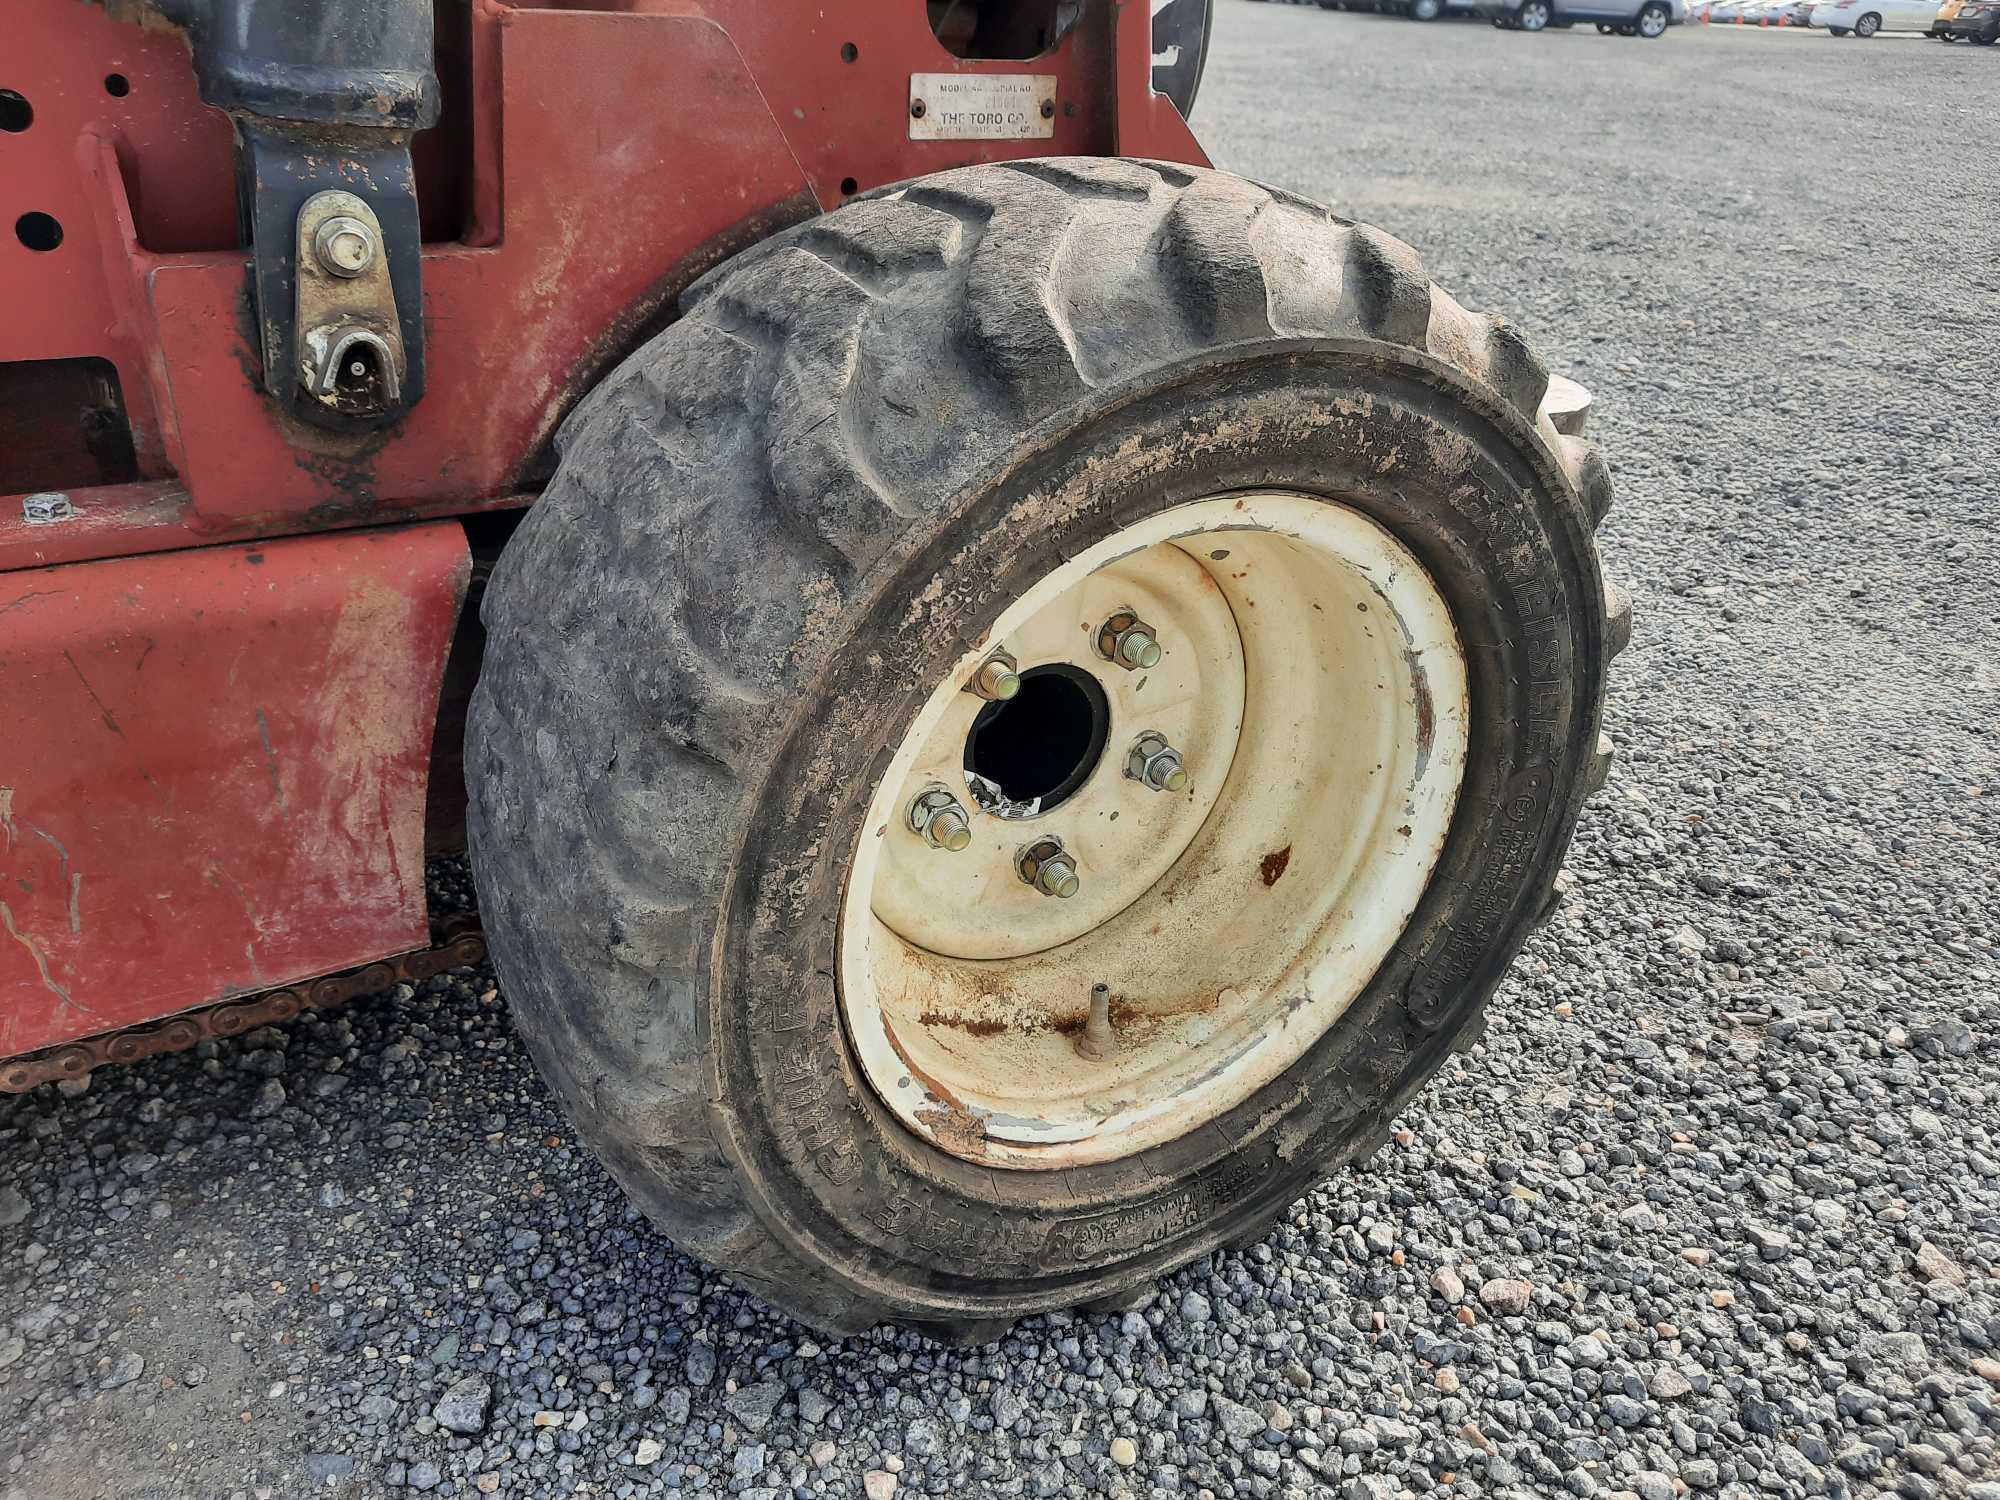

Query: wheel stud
[
  {"left": 1017, "top": 836, "right": 1081, "bottom": 898},
  {"left": 967, "top": 653, "right": 1021, "bottom": 701},
  {"left": 1036, "top": 854, "right": 1080, "bottom": 898},
  {"left": 1125, "top": 731, "right": 1189, "bottom": 793},
  {"left": 908, "top": 788, "right": 973, "bottom": 852},
  {"left": 1097, "top": 610, "right": 1163, "bottom": 671}
]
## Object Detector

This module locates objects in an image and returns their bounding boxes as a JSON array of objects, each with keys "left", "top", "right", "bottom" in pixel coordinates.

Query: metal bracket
[
  {"left": 294, "top": 191, "right": 408, "bottom": 419},
  {"left": 115, "top": 0, "right": 437, "bottom": 434}
]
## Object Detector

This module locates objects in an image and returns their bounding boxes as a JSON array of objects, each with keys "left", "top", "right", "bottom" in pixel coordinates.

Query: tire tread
[{"left": 471, "top": 158, "right": 1623, "bottom": 1333}]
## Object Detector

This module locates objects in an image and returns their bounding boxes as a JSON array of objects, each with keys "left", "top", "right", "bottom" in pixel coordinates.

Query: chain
[{"left": 0, "top": 916, "right": 487, "bottom": 1095}]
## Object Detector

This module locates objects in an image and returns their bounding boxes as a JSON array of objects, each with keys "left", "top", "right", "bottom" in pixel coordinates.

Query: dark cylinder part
[{"left": 134, "top": 0, "right": 439, "bottom": 131}]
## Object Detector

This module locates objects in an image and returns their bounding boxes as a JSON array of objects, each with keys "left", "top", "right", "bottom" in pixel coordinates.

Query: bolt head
[
  {"left": 314, "top": 216, "right": 376, "bottom": 278},
  {"left": 21, "top": 492, "right": 74, "bottom": 525}
]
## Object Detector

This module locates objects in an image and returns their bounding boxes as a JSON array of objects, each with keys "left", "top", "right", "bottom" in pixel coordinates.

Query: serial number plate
[{"left": 908, "top": 73, "right": 1056, "bottom": 141}]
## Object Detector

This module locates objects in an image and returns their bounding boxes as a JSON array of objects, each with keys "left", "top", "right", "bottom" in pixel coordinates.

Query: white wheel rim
[{"left": 838, "top": 493, "right": 1470, "bottom": 1169}]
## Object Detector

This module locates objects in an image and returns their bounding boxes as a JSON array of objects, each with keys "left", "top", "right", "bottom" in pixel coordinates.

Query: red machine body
[{"left": 0, "top": 1, "right": 1210, "bottom": 1070}]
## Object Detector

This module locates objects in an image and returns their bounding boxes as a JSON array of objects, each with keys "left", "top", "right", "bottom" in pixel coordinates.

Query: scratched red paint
[
  {"left": 0, "top": 0, "right": 1205, "bottom": 567},
  {"left": 0, "top": 1, "right": 1208, "bottom": 1060},
  {"left": 0, "top": 526, "right": 468, "bottom": 1058}
]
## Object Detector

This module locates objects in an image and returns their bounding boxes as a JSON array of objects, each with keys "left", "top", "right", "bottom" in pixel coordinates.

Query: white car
[
  {"left": 1809, "top": 0, "right": 1941, "bottom": 32},
  {"left": 1480, "top": 0, "right": 1687, "bottom": 31}
]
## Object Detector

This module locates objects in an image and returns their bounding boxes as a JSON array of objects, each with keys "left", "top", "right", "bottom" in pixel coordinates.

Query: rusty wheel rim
[{"left": 838, "top": 493, "right": 1470, "bottom": 1169}]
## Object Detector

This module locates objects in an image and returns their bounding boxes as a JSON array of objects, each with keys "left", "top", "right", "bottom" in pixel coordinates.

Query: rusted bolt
[
  {"left": 909, "top": 99, "right": 927, "bottom": 119},
  {"left": 1125, "top": 731, "right": 1189, "bottom": 793},
  {"left": 1040, "top": 99, "right": 1056, "bottom": 119},
  {"left": 1097, "top": 611, "right": 1163, "bottom": 671},
  {"left": 1074, "top": 983, "right": 1114, "bottom": 1060},
  {"left": 313, "top": 215, "right": 376, "bottom": 278},
  {"left": 908, "top": 788, "right": 973, "bottom": 852},
  {"left": 1017, "top": 836, "right": 1080, "bottom": 899},
  {"left": 967, "top": 653, "right": 1021, "bottom": 702}
]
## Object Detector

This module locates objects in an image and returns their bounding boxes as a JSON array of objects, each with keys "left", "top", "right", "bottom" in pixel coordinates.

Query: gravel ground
[{"left": 5, "top": 11, "right": 1999, "bottom": 1500}]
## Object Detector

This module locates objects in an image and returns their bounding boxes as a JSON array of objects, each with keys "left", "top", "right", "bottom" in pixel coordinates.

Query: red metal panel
[
  {"left": 692, "top": 0, "right": 1209, "bottom": 187},
  {"left": 0, "top": 0, "right": 1213, "bottom": 1054},
  {"left": 6, "top": 7, "right": 821, "bottom": 535},
  {"left": 0, "top": 524, "right": 469, "bottom": 1058},
  {"left": 1, "top": 0, "right": 1211, "bottom": 563}
]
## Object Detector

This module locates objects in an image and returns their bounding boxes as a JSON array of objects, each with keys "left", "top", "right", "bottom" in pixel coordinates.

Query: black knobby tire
[{"left": 469, "top": 158, "right": 1630, "bottom": 1337}]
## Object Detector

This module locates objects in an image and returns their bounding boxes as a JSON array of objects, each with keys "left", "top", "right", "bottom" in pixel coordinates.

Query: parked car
[
  {"left": 1484, "top": 0, "right": 1684, "bottom": 30},
  {"left": 1743, "top": 0, "right": 1814, "bottom": 20},
  {"left": 1937, "top": 0, "right": 2000, "bottom": 36},
  {"left": 1404, "top": 0, "right": 1483, "bottom": 19},
  {"left": 1809, "top": 0, "right": 1942, "bottom": 33}
]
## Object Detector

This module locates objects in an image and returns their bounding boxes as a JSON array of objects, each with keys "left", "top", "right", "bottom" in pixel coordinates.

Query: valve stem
[{"left": 1074, "top": 982, "right": 1114, "bottom": 1060}]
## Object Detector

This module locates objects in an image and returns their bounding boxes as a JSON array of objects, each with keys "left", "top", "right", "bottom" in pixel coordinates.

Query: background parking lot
[{"left": 3, "top": 8, "right": 1997, "bottom": 1499}]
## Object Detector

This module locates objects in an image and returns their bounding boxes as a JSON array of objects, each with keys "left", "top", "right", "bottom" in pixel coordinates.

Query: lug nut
[
  {"left": 1126, "top": 731, "right": 1189, "bottom": 793},
  {"left": 1017, "top": 836, "right": 1081, "bottom": 899},
  {"left": 908, "top": 788, "right": 973, "bottom": 851},
  {"left": 1117, "top": 629, "right": 1161, "bottom": 669},
  {"left": 1097, "top": 610, "right": 1163, "bottom": 671},
  {"left": 313, "top": 214, "right": 377, "bottom": 278},
  {"left": 1036, "top": 855, "right": 1080, "bottom": 898},
  {"left": 968, "top": 654, "right": 1021, "bottom": 701}
]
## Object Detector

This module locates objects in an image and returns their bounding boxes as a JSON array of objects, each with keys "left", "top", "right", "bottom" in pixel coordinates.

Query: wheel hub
[
  {"left": 964, "top": 664, "right": 1112, "bottom": 816},
  {"left": 839, "top": 493, "right": 1471, "bottom": 1169}
]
